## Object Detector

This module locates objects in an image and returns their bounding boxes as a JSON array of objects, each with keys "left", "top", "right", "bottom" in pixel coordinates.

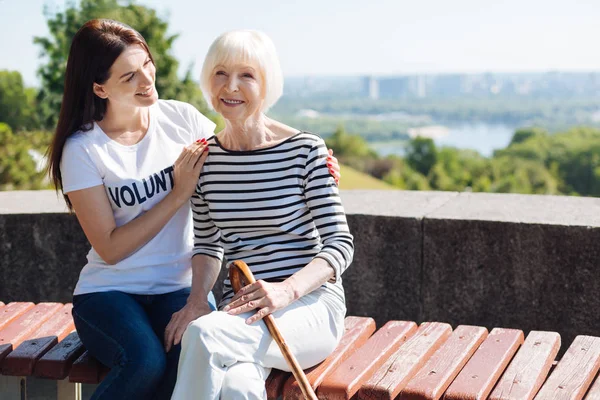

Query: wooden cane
[{"left": 229, "top": 260, "right": 318, "bottom": 400}]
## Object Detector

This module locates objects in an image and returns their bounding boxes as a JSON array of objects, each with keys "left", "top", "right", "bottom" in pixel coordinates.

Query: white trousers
[{"left": 171, "top": 288, "right": 346, "bottom": 400}]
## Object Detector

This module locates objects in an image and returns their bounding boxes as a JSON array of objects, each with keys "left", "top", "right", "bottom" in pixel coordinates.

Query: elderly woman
[{"left": 170, "top": 30, "right": 354, "bottom": 400}]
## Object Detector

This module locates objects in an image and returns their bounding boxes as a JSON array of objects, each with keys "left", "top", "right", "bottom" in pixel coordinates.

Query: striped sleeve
[
  {"left": 191, "top": 191, "right": 224, "bottom": 261},
  {"left": 303, "top": 138, "right": 354, "bottom": 282}
]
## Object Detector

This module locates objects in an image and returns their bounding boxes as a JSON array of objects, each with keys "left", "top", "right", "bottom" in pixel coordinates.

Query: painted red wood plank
[
  {"left": 0, "top": 303, "right": 63, "bottom": 362},
  {"left": 357, "top": 322, "right": 453, "bottom": 400},
  {"left": 266, "top": 369, "right": 291, "bottom": 400},
  {"left": 0, "top": 302, "right": 35, "bottom": 332},
  {"left": 398, "top": 325, "right": 488, "bottom": 400},
  {"left": 534, "top": 335, "right": 600, "bottom": 400},
  {"left": 489, "top": 331, "right": 560, "bottom": 400},
  {"left": 2, "top": 304, "right": 75, "bottom": 376},
  {"left": 443, "top": 328, "right": 524, "bottom": 400},
  {"left": 69, "top": 351, "right": 109, "bottom": 384},
  {"left": 266, "top": 316, "right": 377, "bottom": 400},
  {"left": 34, "top": 331, "right": 85, "bottom": 380},
  {"left": 283, "top": 316, "right": 379, "bottom": 400},
  {"left": 584, "top": 366, "right": 600, "bottom": 400},
  {"left": 317, "top": 320, "right": 417, "bottom": 400}
]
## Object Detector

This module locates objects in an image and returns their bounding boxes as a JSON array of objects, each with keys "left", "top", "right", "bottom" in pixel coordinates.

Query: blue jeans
[{"left": 72, "top": 288, "right": 216, "bottom": 400}]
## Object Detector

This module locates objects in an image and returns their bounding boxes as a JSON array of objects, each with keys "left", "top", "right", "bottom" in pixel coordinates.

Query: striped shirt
[{"left": 191, "top": 131, "right": 354, "bottom": 306}]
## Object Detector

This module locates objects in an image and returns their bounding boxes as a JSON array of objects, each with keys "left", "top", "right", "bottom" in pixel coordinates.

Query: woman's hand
[
  {"left": 327, "top": 148, "right": 341, "bottom": 185},
  {"left": 171, "top": 139, "right": 210, "bottom": 204},
  {"left": 223, "top": 280, "right": 296, "bottom": 324},
  {"left": 164, "top": 300, "right": 213, "bottom": 352}
]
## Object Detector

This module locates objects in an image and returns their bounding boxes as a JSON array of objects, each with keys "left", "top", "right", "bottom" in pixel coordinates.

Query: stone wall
[{"left": 1, "top": 190, "right": 600, "bottom": 353}]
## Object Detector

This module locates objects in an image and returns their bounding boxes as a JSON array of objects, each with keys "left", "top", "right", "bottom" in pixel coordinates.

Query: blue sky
[{"left": 1, "top": 0, "right": 599, "bottom": 87}]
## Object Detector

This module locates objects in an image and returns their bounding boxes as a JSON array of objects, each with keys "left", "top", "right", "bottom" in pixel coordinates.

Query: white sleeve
[
  {"left": 185, "top": 103, "right": 216, "bottom": 141},
  {"left": 60, "top": 138, "right": 103, "bottom": 194}
]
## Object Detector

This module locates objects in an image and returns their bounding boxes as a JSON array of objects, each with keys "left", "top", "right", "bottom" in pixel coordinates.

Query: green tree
[
  {"left": 428, "top": 163, "right": 455, "bottom": 191},
  {"left": 325, "top": 124, "right": 378, "bottom": 159},
  {"left": 382, "top": 158, "right": 430, "bottom": 190},
  {"left": 0, "top": 70, "right": 38, "bottom": 131},
  {"left": 34, "top": 0, "right": 211, "bottom": 129},
  {"left": 489, "top": 156, "right": 558, "bottom": 195},
  {"left": 546, "top": 128, "right": 600, "bottom": 196},
  {"left": 508, "top": 127, "right": 547, "bottom": 146},
  {"left": 405, "top": 136, "right": 438, "bottom": 176},
  {"left": 0, "top": 123, "right": 49, "bottom": 190},
  {"left": 322, "top": 124, "right": 375, "bottom": 171}
]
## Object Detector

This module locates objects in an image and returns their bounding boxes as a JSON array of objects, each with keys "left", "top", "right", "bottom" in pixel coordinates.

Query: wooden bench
[{"left": 2, "top": 301, "right": 600, "bottom": 400}]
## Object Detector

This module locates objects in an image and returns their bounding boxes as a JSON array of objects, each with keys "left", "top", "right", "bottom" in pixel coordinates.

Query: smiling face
[
  {"left": 209, "top": 62, "right": 265, "bottom": 122},
  {"left": 93, "top": 44, "right": 158, "bottom": 109}
]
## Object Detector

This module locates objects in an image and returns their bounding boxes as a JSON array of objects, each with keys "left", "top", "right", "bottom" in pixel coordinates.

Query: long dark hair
[{"left": 47, "top": 19, "right": 154, "bottom": 209}]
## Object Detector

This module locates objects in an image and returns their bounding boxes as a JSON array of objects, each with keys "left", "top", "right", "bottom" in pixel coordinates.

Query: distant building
[
  {"left": 292, "top": 72, "right": 600, "bottom": 100},
  {"left": 428, "top": 74, "right": 464, "bottom": 96},
  {"left": 378, "top": 76, "right": 412, "bottom": 98},
  {"left": 413, "top": 75, "right": 427, "bottom": 98},
  {"left": 362, "top": 76, "right": 379, "bottom": 99}
]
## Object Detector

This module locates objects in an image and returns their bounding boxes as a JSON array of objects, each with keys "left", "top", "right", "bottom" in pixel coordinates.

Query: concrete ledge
[
  {"left": 1, "top": 190, "right": 599, "bottom": 352},
  {"left": 0, "top": 190, "right": 69, "bottom": 214},
  {"left": 426, "top": 192, "right": 600, "bottom": 227}
]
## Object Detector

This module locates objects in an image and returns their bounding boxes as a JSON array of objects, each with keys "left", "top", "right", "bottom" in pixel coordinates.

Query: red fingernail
[
  {"left": 196, "top": 139, "right": 202, "bottom": 143},
  {"left": 204, "top": 147, "right": 209, "bottom": 152}
]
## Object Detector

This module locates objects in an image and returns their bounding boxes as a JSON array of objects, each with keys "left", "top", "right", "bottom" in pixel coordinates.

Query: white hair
[{"left": 200, "top": 30, "right": 284, "bottom": 113}]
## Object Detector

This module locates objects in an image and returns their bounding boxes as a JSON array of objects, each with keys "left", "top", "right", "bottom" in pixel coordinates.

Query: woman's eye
[
  {"left": 144, "top": 59, "right": 152, "bottom": 65},
  {"left": 216, "top": 71, "right": 226, "bottom": 76},
  {"left": 126, "top": 74, "right": 135, "bottom": 82},
  {"left": 243, "top": 73, "right": 254, "bottom": 79}
]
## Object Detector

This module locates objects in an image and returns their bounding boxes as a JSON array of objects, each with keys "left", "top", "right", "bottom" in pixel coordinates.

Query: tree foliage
[
  {"left": 325, "top": 125, "right": 599, "bottom": 197},
  {"left": 2, "top": 2, "right": 600, "bottom": 197},
  {"left": 405, "top": 136, "right": 438, "bottom": 176},
  {"left": 0, "top": 71, "right": 38, "bottom": 131},
  {"left": 34, "top": 0, "right": 211, "bottom": 129},
  {"left": 0, "top": 123, "right": 50, "bottom": 190}
]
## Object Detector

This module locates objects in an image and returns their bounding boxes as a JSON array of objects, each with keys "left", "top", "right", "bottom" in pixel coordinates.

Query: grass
[{"left": 337, "top": 164, "right": 396, "bottom": 190}]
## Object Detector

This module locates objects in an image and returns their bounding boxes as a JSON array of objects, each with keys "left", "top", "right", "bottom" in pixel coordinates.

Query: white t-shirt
[{"left": 61, "top": 100, "right": 216, "bottom": 295}]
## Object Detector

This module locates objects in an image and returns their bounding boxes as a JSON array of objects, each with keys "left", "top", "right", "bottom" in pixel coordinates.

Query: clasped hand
[{"left": 223, "top": 280, "right": 296, "bottom": 324}]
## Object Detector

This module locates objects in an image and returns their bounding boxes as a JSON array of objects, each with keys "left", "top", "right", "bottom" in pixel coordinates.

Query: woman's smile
[
  {"left": 136, "top": 86, "right": 155, "bottom": 97},
  {"left": 221, "top": 98, "right": 245, "bottom": 107}
]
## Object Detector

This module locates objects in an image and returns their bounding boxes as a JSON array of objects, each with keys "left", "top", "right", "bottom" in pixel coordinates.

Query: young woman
[{"left": 47, "top": 19, "right": 342, "bottom": 400}]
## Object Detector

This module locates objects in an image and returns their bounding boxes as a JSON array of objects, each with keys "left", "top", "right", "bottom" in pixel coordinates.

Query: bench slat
[
  {"left": 444, "top": 328, "right": 524, "bottom": 400},
  {"left": 0, "top": 302, "right": 35, "bottom": 332},
  {"left": 584, "top": 367, "right": 600, "bottom": 400},
  {"left": 34, "top": 331, "right": 85, "bottom": 380},
  {"left": 69, "top": 350, "right": 109, "bottom": 384},
  {"left": 317, "top": 320, "right": 417, "bottom": 400},
  {"left": 0, "top": 302, "right": 63, "bottom": 362},
  {"left": 357, "top": 322, "right": 453, "bottom": 400},
  {"left": 398, "top": 325, "right": 488, "bottom": 400},
  {"left": 266, "top": 316, "right": 376, "bottom": 400},
  {"left": 489, "top": 331, "right": 561, "bottom": 400},
  {"left": 2, "top": 304, "right": 75, "bottom": 376},
  {"left": 534, "top": 335, "right": 600, "bottom": 400},
  {"left": 266, "top": 369, "right": 290, "bottom": 400},
  {"left": 283, "top": 316, "right": 378, "bottom": 400}
]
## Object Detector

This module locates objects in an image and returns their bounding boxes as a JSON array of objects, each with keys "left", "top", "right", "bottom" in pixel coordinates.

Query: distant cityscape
[{"left": 283, "top": 72, "right": 600, "bottom": 99}]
